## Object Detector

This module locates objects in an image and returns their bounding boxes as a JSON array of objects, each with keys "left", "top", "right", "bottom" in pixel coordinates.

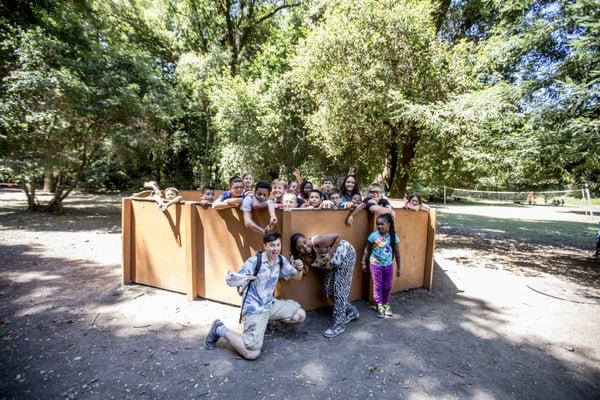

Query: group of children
[{"left": 131, "top": 172, "right": 431, "bottom": 319}]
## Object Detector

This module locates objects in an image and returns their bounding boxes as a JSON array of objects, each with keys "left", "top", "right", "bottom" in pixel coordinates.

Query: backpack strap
[{"left": 239, "top": 252, "right": 263, "bottom": 324}]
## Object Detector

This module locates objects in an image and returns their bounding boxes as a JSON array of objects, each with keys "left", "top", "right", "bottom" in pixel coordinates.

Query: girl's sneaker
[
  {"left": 323, "top": 322, "right": 346, "bottom": 338},
  {"left": 383, "top": 304, "right": 393, "bottom": 317},
  {"left": 376, "top": 305, "right": 385, "bottom": 318}
]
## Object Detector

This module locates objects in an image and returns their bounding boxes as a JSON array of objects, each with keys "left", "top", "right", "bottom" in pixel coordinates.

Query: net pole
[
  {"left": 581, "top": 189, "right": 587, "bottom": 215},
  {"left": 444, "top": 185, "right": 447, "bottom": 206},
  {"left": 585, "top": 186, "right": 594, "bottom": 217}
]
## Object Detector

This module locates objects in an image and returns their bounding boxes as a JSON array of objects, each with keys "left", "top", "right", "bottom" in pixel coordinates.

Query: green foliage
[{"left": 1, "top": 0, "right": 599, "bottom": 212}]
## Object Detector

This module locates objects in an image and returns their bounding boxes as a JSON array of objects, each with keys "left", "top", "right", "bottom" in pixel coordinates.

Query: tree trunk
[
  {"left": 23, "top": 182, "right": 37, "bottom": 212},
  {"left": 386, "top": 124, "right": 419, "bottom": 198},
  {"left": 43, "top": 169, "right": 56, "bottom": 192},
  {"left": 44, "top": 172, "right": 70, "bottom": 214}
]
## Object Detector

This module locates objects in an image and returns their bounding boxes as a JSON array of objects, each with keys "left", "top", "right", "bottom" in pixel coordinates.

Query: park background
[
  {"left": 1, "top": 0, "right": 599, "bottom": 211},
  {"left": 1, "top": 1, "right": 600, "bottom": 399}
]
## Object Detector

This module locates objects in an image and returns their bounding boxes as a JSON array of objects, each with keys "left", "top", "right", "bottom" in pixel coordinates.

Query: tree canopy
[{"left": 1, "top": 0, "right": 598, "bottom": 210}]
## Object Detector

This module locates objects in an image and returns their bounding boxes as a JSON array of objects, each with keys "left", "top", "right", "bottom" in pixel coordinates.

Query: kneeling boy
[{"left": 204, "top": 232, "right": 306, "bottom": 360}]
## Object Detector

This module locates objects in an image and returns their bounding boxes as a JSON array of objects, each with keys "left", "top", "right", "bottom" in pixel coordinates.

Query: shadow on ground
[{"left": 1, "top": 243, "right": 598, "bottom": 399}]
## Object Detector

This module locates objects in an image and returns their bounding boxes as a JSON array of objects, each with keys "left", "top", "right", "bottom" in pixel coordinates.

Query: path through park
[{"left": 1, "top": 190, "right": 599, "bottom": 399}]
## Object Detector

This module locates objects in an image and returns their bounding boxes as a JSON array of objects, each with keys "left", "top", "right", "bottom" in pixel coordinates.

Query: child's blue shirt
[{"left": 368, "top": 231, "right": 399, "bottom": 267}]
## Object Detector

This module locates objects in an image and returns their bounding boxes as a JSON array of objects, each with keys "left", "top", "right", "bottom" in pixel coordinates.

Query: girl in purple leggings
[{"left": 361, "top": 214, "right": 401, "bottom": 318}]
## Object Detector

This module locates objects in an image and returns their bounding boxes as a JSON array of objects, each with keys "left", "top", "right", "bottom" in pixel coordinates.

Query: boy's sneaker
[
  {"left": 204, "top": 319, "right": 223, "bottom": 350},
  {"left": 376, "top": 305, "right": 385, "bottom": 318},
  {"left": 383, "top": 304, "right": 393, "bottom": 317},
  {"left": 344, "top": 307, "right": 360, "bottom": 323},
  {"left": 323, "top": 322, "right": 346, "bottom": 338}
]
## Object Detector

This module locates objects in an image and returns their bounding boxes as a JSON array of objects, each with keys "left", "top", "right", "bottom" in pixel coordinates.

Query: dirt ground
[{"left": 1, "top": 190, "right": 599, "bottom": 400}]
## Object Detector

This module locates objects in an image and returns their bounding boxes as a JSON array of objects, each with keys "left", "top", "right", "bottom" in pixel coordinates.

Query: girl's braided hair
[{"left": 377, "top": 214, "right": 397, "bottom": 258}]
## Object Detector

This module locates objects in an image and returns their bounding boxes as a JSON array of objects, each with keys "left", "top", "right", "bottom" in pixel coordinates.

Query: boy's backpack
[{"left": 238, "top": 251, "right": 284, "bottom": 323}]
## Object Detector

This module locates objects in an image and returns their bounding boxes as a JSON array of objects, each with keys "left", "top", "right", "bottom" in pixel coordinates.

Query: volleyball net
[{"left": 443, "top": 186, "right": 595, "bottom": 216}]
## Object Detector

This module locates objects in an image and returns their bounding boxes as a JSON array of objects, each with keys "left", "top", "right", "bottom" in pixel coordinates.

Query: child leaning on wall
[
  {"left": 212, "top": 176, "right": 246, "bottom": 210},
  {"left": 404, "top": 192, "right": 430, "bottom": 212},
  {"left": 346, "top": 183, "right": 393, "bottom": 226},
  {"left": 240, "top": 180, "right": 277, "bottom": 235},
  {"left": 131, "top": 181, "right": 182, "bottom": 212},
  {"left": 199, "top": 187, "right": 214, "bottom": 206}
]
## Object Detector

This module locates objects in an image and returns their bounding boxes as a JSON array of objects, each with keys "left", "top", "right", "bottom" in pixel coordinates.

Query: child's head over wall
[
  {"left": 201, "top": 186, "right": 214, "bottom": 202},
  {"left": 164, "top": 187, "right": 179, "bottom": 201},
  {"left": 254, "top": 180, "right": 272, "bottom": 202},
  {"left": 368, "top": 183, "right": 383, "bottom": 201},
  {"left": 242, "top": 172, "right": 254, "bottom": 191},
  {"left": 271, "top": 179, "right": 286, "bottom": 201},
  {"left": 282, "top": 193, "right": 298, "bottom": 208},
  {"left": 308, "top": 190, "right": 323, "bottom": 207},
  {"left": 228, "top": 176, "right": 245, "bottom": 197},
  {"left": 329, "top": 189, "right": 341, "bottom": 207},
  {"left": 407, "top": 192, "right": 423, "bottom": 206},
  {"left": 321, "top": 177, "right": 334, "bottom": 193}
]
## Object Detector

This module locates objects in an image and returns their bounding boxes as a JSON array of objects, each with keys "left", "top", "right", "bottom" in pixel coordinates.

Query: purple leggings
[{"left": 370, "top": 264, "right": 393, "bottom": 305}]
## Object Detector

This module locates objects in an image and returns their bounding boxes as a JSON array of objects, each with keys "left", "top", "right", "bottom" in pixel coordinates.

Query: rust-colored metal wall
[{"left": 122, "top": 200, "right": 436, "bottom": 311}]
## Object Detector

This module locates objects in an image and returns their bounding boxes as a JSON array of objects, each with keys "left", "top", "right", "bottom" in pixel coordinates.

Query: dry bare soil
[{"left": 1, "top": 190, "right": 599, "bottom": 400}]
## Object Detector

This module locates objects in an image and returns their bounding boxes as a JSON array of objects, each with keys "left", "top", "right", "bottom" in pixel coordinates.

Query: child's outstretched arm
[
  {"left": 131, "top": 190, "right": 152, "bottom": 198},
  {"left": 243, "top": 211, "right": 267, "bottom": 235},
  {"left": 368, "top": 204, "right": 394, "bottom": 216},
  {"left": 346, "top": 203, "right": 366, "bottom": 225},
  {"left": 419, "top": 203, "right": 430, "bottom": 211},
  {"left": 361, "top": 242, "right": 373, "bottom": 272},
  {"left": 159, "top": 195, "right": 183, "bottom": 212},
  {"left": 267, "top": 201, "right": 277, "bottom": 226},
  {"left": 212, "top": 196, "right": 243, "bottom": 209}
]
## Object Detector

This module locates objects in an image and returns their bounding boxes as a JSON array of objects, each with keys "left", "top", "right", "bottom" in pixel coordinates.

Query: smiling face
[
  {"left": 264, "top": 238, "right": 281, "bottom": 259},
  {"left": 376, "top": 216, "right": 390, "bottom": 235},
  {"left": 352, "top": 193, "right": 362, "bottom": 205},
  {"left": 230, "top": 181, "right": 244, "bottom": 197},
  {"left": 165, "top": 189, "right": 178, "bottom": 201},
  {"left": 409, "top": 196, "right": 421, "bottom": 206},
  {"left": 294, "top": 236, "right": 312, "bottom": 255},
  {"left": 302, "top": 182, "right": 313, "bottom": 197},
  {"left": 344, "top": 176, "right": 356, "bottom": 193},
  {"left": 282, "top": 193, "right": 298, "bottom": 208},
  {"left": 243, "top": 174, "right": 254, "bottom": 190},
  {"left": 255, "top": 187, "right": 270, "bottom": 202},
  {"left": 202, "top": 190, "right": 214, "bottom": 201},
  {"left": 368, "top": 185, "right": 382, "bottom": 201},
  {"left": 288, "top": 181, "right": 299, "bottom": 195},
  {"left": 271, "top": 183, "right": 285, "bottom": 200}
]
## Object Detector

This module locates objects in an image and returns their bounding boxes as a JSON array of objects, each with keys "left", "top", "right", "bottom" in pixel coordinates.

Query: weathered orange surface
[{"left": 122, "top": 197, "right": 436, "bottom": 310}]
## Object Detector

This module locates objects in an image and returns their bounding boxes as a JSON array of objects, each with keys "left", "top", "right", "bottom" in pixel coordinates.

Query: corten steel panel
[
  {"left": 131, "top": 200, "right": 188, "bottom": 294},
  {"left": 424, "top": 209, "right": 437, "bottom": 290},
  {"left": 180, "top": 190, "right": 224, "bottom": 202},
  {"left": 122, "top": 198, "right": 133, "bottom": 285},
  {"left": 276, "top": 208, "right": 370, "bottom": 311},
  {"left": 194, "top": 205, "right": 282, "bottom": 305},
  {"left": 393, "top": 209, "right": 430, "bottom": 291},
  {"left": 361, "top": 209, "right": 432, "bottom": 303}
]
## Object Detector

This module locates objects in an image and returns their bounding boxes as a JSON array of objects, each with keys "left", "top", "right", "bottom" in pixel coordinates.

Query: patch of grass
[{"left": 437, "top": 212, "right": 597, "bottom": 248}]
